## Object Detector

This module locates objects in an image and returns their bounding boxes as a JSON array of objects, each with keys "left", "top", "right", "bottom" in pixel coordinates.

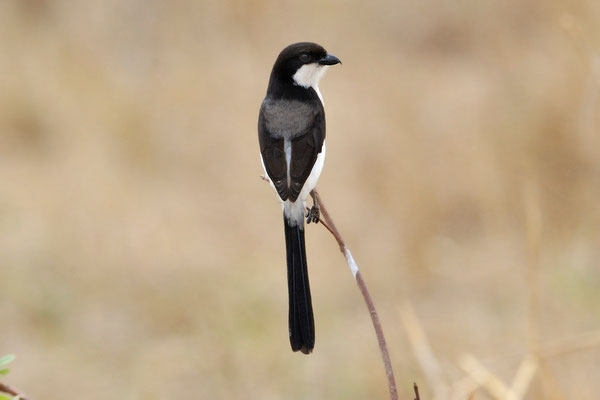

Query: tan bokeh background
[{"left": 1, "top": 1, "right": 599, "bottom": 399}]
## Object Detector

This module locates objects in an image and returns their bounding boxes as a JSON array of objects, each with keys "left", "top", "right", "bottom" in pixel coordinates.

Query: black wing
[
  {"left": 259, "top": 133, "right": 288, "bottom": 200},
  {"left": 288, "top": 114, "right": 324, "bottom": 201},
  {"left": 258, "top": 98, "right": 325, "bottom": 202}
]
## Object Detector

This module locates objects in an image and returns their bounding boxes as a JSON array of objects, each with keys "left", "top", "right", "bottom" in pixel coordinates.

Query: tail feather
[{"left": 284, "top": 213, "right": 315, "bottom": 354}]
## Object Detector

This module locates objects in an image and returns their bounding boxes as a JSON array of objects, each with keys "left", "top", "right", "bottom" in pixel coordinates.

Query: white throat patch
[{"left": 292, "top": 63, "right": 329, "bottom": 103}]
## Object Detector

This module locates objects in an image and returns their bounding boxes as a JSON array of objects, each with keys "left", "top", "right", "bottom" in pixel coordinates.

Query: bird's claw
[{"left": 306, "top": 205, "right": 320, "bottom": 224}]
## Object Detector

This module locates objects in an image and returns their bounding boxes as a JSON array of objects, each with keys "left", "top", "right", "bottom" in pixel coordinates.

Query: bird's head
[{"left": 271, "top": 42, "right": 341, "bottom": 89}]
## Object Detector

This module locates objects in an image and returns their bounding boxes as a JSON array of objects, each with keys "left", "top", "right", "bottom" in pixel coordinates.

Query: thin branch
[
  {"left": 0, "top": 381, "right": 30, "bottom": 400},
  {"left": 413, "top": 383, "right": 421, "bottom": 400},
  {"left": 310, "top": 190, "right": 345, "bottom": 251},
  {"left": 311, "top": 189, "right": 399, "bottom": 400}
]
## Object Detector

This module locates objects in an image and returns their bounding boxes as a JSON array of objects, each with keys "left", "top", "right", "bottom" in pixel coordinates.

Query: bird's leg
[{"left": 306, "top": 190, "right": 320, "bottom": 224}]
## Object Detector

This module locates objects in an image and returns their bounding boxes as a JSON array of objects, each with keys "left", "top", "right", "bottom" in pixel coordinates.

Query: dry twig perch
[
  {"left": 310, "top": 189, "right": 399, "bottom": 400},
  {"left": 413, "top": 382, "right": 421, "bottom": 400}
]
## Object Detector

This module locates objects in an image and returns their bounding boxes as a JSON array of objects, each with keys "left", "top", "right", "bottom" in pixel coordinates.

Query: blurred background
[{"left": 1, "top": 0, "right": 599, "bottom": 399}]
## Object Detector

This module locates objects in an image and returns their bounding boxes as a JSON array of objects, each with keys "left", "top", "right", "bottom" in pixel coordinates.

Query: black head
[{"left": 269, "top": 42, "right": 341, "bottom": 88}]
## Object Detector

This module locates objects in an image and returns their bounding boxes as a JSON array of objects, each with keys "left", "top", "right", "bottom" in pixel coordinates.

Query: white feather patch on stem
[{"left": 344, "top": 247, "right": 359, "bottom": 277}]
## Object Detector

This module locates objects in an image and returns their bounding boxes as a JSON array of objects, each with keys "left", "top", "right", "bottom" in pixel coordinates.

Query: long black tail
[{"left": 283, "top": 213, "right": 315, "bottom": 354}]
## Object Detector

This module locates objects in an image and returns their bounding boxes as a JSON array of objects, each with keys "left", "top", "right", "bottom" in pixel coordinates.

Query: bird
[{"left": 258, "top": 42, "right": 341, "bottom": 354}]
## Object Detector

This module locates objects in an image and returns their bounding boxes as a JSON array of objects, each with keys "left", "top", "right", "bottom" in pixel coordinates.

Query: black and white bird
[{"left": 258, "top": 42, "right": 341, "bottom": 354}]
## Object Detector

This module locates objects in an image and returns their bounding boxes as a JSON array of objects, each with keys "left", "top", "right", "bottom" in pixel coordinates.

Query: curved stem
[{"left": 311, "top": 189, "right": 398, "bottom": 400}]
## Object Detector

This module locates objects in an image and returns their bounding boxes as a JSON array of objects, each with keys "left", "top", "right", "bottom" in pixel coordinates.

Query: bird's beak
[{"left": 319, "top": 53, "right": 341, "bottom": 66}]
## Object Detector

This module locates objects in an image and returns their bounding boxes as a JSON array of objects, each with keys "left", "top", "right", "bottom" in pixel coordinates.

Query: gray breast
[{"left": 262, "top": 99, "right": 317, "bottom": 139}]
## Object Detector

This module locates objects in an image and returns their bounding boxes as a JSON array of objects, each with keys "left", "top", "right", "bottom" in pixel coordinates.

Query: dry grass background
[{"left": 0, "top": 0, "right": 599, "bottom": 399}]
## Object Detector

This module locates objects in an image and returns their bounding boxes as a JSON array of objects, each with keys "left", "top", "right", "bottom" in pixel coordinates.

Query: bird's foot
[{"left": 306, "top": 205, "right": 320, "bottom": 224}]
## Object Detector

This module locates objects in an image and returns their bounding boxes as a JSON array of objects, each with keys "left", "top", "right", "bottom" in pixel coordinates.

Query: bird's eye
[{"left": 299, "top": 53, "right": 310, "bottom": 62}]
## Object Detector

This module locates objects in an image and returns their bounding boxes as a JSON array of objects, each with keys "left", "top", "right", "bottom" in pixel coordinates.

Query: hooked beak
[{"left": 319, "top": 53, "right": 342, "bottom": 66}]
